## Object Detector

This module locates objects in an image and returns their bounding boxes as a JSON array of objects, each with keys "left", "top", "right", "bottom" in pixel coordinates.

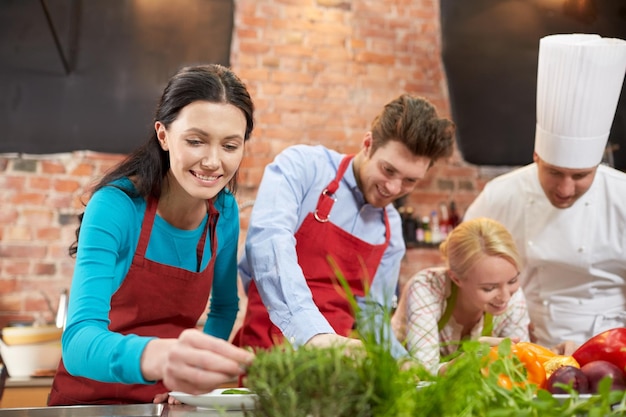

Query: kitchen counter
[
  {"left": 0, "top": 403, "right": 246, "bottom": 417},
  {"left": 0, "top": 378, "right": 240, "bottom": 409},
  {"left": 1, "top": 378, "right": 54, "bottom": 408}
]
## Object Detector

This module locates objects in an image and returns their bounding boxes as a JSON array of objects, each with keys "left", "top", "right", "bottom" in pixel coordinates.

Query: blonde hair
[{"left": 439, "top": 217, "right": 522, "bottom": 278}]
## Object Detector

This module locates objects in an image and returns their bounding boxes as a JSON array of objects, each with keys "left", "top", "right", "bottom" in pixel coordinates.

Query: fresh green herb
[{"left": 221, "top": 388, "right": 253, "bottom": 395}]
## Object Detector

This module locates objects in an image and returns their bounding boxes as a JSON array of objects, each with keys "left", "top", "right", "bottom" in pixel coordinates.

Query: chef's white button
[
  {"left": 578, "top": 246, "right": 585, "bottom": 252},
  {"left": 579, "top": 299, "right": 584, "bottom": 304}
]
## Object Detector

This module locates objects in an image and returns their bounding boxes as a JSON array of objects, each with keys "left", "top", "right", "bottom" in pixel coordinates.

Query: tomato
[
  {"left": 542, "top": 355, "right": 580, "bottom": 379},
  {"left": 572, "top": 327, "right": 626, "bottom": 372}
]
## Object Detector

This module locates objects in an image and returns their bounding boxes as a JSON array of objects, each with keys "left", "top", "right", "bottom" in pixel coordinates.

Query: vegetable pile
[{"left": 542, "top": 328, "right": 626, "bottom": 395}]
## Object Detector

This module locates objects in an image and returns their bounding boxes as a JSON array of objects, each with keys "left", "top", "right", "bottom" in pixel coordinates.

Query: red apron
[
  {"left": 48, "top": 196, "right": 218, "bottom": 405},
  {"left": 234, "top": 155, "right": 390, "bottom": 349}
]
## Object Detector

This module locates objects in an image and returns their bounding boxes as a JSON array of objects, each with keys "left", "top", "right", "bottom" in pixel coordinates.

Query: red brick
[
  {"left": 33, "top": 262, "right": 57, "bottom": 276},
  {"left": 271, "top": 70, "right": 315, "bottom": 85},
  {"left": 10, "top": 192, "right": 46, "bottom": 205},
  {"left": 240, "top": 155, "right": 272, "bottom": 170},
  {"left": 238, "top": 16, "right": 268, "bottom": 28},
  {"left": 0, "top": 208, "right": 18, "bottom": 225},
  {"left": 41, "top": 160, "right": 66, "bottom": 174},
  {"left": 244, "top": 140, "right": 273, "bottom": 156},
  {"left": 53, "top": 179, "right": 81, "bottom": 193},
  {"left": 20, "top": 209, "right": 54, "bottom": 226},
  {"left": 238, "top": 28, "right": 258, "bottom": 40},
  {"left": 0, "top": 276, "right": 20, "bottom": 293},
  {"left": 70, "top": 163, "right": 95, "bottom": 177},
  {"left": 28, "top": 176, "right": 52, "bottom": 190},
  {"left": 239, "top": 41, "right": 272, "bottom": 55},
  {"left": 0, "top": 244, "right": 47, "bottom": 259},
  {"left": 46, "top": 194, "right": 75, "bottom": 209},
  {"left": 3, "top": 175, "right": 26, "bottom": 189},
  {"left": 36, "top": 227, "right": 61, "bottom": 241},
  {"left": 354, "top": 51, "right": 395, "bottom": 66},
  {"left": 238, "top": 67, "right": 271, "bottom": 83},
  {"left": 240, "top": 168, "right": 266, "bottom": 188},
  {"left": 5, "top": 226, "right": 32, "bottom": 241}
]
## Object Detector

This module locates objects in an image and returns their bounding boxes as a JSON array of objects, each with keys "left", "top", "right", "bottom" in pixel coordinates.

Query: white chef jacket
[{"left": 464, "top": 163, "right": 626, "bottom": 347}]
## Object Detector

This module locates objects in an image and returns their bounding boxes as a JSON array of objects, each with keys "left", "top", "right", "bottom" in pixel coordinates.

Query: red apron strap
[
  {"left": 132, "top": 197, "right": 158, "bottom": 266},
  {"left": 314, "top": 155, "right": 353, "bottom": 222}
]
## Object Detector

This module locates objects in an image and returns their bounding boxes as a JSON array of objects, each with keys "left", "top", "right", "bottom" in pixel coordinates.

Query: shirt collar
[{"left": 342, "top": 157, "right": 366, "bottom": 205}]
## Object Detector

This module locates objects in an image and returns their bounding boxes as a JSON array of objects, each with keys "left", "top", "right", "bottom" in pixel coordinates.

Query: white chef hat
[{"left": 535, "top": 34, "right": 626, "bottom": 169}]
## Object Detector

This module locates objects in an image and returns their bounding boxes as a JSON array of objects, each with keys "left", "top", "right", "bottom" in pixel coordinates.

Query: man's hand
[{"left": 305, "top": 333, "right": 363, "bottom": 348}]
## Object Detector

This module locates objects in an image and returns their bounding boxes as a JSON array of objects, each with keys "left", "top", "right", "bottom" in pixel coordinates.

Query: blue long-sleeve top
[
  {"left": 238, "top": 145, "right": 408, "bottom": 358},
  {"left": 62, "top": 178, "right": 240, "bottom": 384}
]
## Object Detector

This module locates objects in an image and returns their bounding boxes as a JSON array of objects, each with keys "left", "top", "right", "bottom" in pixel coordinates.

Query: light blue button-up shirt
[{"left": 239, "top": 144, "right": 408, "bottom": 358}]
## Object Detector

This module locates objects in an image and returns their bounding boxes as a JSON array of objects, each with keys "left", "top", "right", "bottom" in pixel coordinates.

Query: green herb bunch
[{"left": 245, "top": 344, "right": 371, "bottom": 417}]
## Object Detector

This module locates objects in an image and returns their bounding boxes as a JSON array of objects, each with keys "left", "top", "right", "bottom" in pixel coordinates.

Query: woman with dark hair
[{"left": 49, "top": 64, "right": 255, "bottom": 405}]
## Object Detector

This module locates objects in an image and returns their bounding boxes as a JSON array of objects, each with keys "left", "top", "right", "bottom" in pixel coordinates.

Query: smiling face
[
  {"left": 156, "top": 100, "right": 247, "bottom": 201},
  {"left": 534, "top": 152, "right": 598, "bottom": 209},
  {"left": 453, "top": 255, "right": 520, "bottom": 317},
  {"left": 354, "top": 133, "right": 431, "bottom": 208}
]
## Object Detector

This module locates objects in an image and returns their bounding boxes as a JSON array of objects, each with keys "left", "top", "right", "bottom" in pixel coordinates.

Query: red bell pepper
[{"left": 572, "top": 327, "right": 626, "bottom": 372}]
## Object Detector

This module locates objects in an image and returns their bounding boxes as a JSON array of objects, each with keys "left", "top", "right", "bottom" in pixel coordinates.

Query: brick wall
[{"left": 0, "top": 0, "right": 509, "bottom": 328}]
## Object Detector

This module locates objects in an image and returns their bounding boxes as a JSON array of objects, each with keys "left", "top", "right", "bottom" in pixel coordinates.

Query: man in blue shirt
[{"left": 234, "top": 94, "right": 455, "bottom": 359}]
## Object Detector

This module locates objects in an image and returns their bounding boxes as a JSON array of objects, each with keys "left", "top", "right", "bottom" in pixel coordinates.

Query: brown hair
[{"left": 370, "top": 94, "right": 455, "bottom": 163}]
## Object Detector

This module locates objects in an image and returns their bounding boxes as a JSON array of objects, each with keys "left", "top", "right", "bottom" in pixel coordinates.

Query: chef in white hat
[{"left": 464, "top": 33, "right": 626, "bottom": 353}]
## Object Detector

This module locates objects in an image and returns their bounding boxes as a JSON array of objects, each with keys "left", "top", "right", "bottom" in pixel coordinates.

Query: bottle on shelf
[
  {"left": 439, "top": 202, "right": 450, "bottom": 240},
  {"left": 403, "top": 206, "right": 417, "bottom": 244},
  {"left": 430, "top": 210, "right": 441, "bottom": 244},
  {"left": 422, "top": 215, "right": 432, "bottom": 244},
  {"left": 449, "top": 200, "right": 461, "bottom": 229},
  {"left": 415, "top": 213, "right": 425, "bottom": 244}
]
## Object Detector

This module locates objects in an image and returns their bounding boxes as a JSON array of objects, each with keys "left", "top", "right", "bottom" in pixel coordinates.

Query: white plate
[
  {"left": 170, "top": 388, "right": 257, "bottom": 410},
  {"left": 552, "top": 393, "right": 595, "bottom": 403}
]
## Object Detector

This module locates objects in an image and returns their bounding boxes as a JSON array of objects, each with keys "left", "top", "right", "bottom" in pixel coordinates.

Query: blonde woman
[{"left": 392, "top": 217, "right": 530, "bottom": 374}]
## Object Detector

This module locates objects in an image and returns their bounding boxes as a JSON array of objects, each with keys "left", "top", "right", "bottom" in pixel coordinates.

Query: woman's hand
[
  {"left": 152, "top": 392, "right": 181, "bottom": 404},
  {"left": 478, "top": 336, "right": 520, "bottom": 346},
  {"left": 550, "top": 340, "right": 578, "bottom": 356},
  {"left": 305, "top": 333, "right": 362, "bottom": 348},
  {"left": 142, "top": 328, "right": 254, "bottom": 395}
]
